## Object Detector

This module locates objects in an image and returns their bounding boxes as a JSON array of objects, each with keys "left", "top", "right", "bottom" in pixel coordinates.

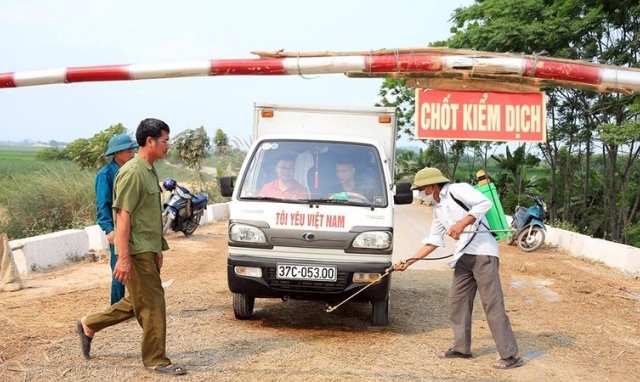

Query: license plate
[{"left": 276, "top": 264, "right": 337, "bottom": 282}]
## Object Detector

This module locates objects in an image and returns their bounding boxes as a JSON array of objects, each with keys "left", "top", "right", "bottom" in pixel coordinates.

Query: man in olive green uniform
[{"left": 77, "top": 118, "right": 186, "bottom": 376}]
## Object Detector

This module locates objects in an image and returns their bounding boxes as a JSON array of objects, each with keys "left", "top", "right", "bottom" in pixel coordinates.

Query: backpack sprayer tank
[{"left": 473, "top": 170, "right": 511, "bottom": 241}]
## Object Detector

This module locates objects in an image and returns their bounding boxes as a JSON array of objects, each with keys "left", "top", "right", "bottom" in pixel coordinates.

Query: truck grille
[{"left": 267, "top": 268, "right": 349, "bottom": 293}]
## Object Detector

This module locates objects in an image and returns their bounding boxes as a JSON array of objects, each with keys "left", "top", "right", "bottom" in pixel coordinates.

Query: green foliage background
[
  {"left": 379, "top": 0, "right": 640, "bottom": 245},
  {"left": 0, "top": 144, "right": 238, "bottom": 240}
]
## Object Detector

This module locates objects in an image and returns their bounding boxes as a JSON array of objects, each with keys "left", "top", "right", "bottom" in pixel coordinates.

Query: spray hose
[
  {"left": 324, "top": 227, "right": 518, "bottom": 313},
  {"left": 324, "top": 254, "right": 454, "bottom": 313}
]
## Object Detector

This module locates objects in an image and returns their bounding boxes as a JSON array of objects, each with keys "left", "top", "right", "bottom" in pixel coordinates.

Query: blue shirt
[{"left": 95, "top": 159, "right": 120, "bottom": 234}]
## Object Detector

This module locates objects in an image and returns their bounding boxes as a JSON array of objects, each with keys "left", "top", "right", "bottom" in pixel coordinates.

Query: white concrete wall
[
  {"left": 201, "top": 202, "right": 230, "bottom": 224},
  {"left": 494, "top": 215, "right": 640, "bottom": 275},
  {"left": 9, "top": 229, "right": 89, "bottom": 275},
  {"left": 545, "top": 226, "right": 640, "bottom": 274},
  {"left": 85, "top": 224, "right": 109, "bottom": 250},
  {"left": 410, "top": 192, "right": 640, "bottom": 276},
  {"left": 8, "top": 202, "right": 230, "bottom": 276}
]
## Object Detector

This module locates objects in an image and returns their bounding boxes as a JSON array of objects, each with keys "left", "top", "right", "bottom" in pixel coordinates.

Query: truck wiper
[
  {"left": 241, "top": 196, "right": 308, "bottom": 204},
  {"left": 303, "top": 198, "right": 339, "bottom": 204},
  {"left": 303, "top": 198, "right": 377, "bottom": 210}
]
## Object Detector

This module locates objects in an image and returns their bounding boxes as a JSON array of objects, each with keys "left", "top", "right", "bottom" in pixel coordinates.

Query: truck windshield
[{"left": 238, "top": 140, "right": 388, "bottom": 207}]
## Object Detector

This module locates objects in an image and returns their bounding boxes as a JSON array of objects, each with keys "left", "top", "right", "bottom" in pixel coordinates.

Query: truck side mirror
[
  {"left": 219, "top": 176, "right": 235, "bottom": 197},
  {"left": 393, "top": 181, "right": 413, "bottom": 205}
]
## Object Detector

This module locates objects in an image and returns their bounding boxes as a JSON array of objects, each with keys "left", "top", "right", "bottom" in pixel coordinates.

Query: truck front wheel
[
  {"left": 371, "top": 294, "right": 389, "bottom": 326},
  {"left": 233, "top": 293, "right": 255, "bottom": 320}
]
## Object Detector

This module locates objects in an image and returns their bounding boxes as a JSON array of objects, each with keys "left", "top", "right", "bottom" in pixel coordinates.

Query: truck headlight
[
  {"left": 352, "top": 231, "right": 391, "bottom": 249},
  {"left": 229, "top": 223, "right": 267, "bottom": 244}
]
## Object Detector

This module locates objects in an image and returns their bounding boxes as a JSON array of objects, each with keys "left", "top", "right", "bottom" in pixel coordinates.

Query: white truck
[{"left": 219, "top": 103, "right": 413, "bottom": 326}]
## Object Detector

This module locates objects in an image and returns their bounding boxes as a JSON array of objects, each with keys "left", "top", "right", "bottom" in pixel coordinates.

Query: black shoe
[
  {"left": 439, "top": 348, "right": 473, "bottom": 359},
  {"left": 76, "top": 319, "right": 92, "bottom": 360}
]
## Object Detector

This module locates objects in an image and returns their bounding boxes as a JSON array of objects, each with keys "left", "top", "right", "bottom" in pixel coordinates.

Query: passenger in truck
[{"left": 259, "top": 155, "right": 308, "bottom": 199}]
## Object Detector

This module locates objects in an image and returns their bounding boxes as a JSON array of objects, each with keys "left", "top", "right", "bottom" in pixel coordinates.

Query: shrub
[
  {"left": 36, "top": 147, "right": 69, "bottom": 161},
  {"left": 555, "top": 220, "right": 580, "bottom": 233}
]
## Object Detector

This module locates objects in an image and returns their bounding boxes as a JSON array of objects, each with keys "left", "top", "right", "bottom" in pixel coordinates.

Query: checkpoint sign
[{"left": 415, "top": 89, "right": 546, "bottom": 142}]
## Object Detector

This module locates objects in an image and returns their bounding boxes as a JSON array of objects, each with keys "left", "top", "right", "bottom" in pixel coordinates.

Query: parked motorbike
[
  {"left": 507, "top": 195, "right": 547, "bottom": 252},
  {"left": 161, "top": 178, "right": 209, "bottom": 236}
]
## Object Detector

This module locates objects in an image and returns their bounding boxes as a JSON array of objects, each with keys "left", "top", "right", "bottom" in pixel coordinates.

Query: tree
[
  {"left": 172, "top": 126, "right": 211, "bottom": 184},
  {"left": 491, "top": 144, "right": 541, "bottom": 208},
  {"left": 376, "top": 78, "right": 416, "bottom": 139},
  {"left": 428, "top": 0, "right": 640, "bottom": 243},
  {"left": 66, "top": 123, "right": 128, "bottom": 170},
  {"left": 395, "top": 149, "right": 429, "bottom": 182},
  {"left": 213, "top": 128, "right": 229, "bottom": 155},
  {"left": 36, "top": 147, "right": 69, "bottom": 161},
  {"left": 215, "top": 132, "right": 250, "bottom": 179}
]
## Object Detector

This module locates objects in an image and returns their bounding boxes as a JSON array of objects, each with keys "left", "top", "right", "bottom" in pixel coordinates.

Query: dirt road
[{"left": 1, "top": 204, "right": 639, "bottom": 381}]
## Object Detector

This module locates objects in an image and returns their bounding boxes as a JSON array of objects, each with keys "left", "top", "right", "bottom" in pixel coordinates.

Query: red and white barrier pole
[{"left": 2, "top": 50, "right": 640, "bottom": 92}]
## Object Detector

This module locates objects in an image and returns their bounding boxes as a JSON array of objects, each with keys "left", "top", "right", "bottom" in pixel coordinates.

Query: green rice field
[
  {"left": 0, "top": 146, "right": 50, "bottom": 177},
  {"left": 0, "top": 145, "right": 42, "bottom": 159}
]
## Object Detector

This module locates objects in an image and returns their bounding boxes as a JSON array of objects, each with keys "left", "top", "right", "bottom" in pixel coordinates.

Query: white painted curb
[{"left": 8, "top": 202, "right": 229, "bottom": 276}]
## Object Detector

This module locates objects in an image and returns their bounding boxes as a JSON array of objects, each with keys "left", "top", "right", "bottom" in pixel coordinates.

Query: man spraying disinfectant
[{"left": 393, "top": 167, "right": 523, "bottom": 369}]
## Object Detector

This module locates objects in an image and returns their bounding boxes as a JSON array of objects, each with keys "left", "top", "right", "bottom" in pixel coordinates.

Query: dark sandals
[
  {"left": 493, "top": 356, "right": 524, "bottom": 369},
  {"left": 440, "top": 348, "right": 523, "bottom": 369},
  {"left": 151, "top": 364, "right": 187, "bottom": 376},
  {"left": 439, "top": 348, "right": 473, "bottom": 359},
  {"left": 76, "top": 319, "right": 92, "bottom": 360}
]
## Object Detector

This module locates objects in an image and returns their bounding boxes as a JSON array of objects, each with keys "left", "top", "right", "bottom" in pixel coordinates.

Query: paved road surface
[{"left": 392, "top": 202, "right": 454, "bottom": 271}]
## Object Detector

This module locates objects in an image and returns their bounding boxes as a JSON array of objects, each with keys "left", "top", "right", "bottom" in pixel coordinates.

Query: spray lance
[
  {"left": 324, "top": 227, "right": 511, "bottom": 313},
  {"left": 323, "top": 254, "right": 454, "bottom": 313}
]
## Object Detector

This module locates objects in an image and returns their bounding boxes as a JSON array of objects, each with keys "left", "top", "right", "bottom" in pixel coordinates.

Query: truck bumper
[{"left": 228, "top": 255, "right": 391, "bottom": 303}]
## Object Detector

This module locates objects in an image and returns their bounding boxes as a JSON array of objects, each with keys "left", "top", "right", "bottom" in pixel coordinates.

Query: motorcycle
[
  {"left": 507, "top": 195, "right": 547, "bottom": 252},
  {"left": 161, "top": 178, "right": 209, "bottom": 236}
]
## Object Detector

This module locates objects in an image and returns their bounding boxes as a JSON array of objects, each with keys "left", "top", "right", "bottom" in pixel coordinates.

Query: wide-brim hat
[
  {"left": 104, "top": 134, "right": 139, "bottom": 156},
  {"left": 411, "top": 167, "right": 450, "bottom": 190}
]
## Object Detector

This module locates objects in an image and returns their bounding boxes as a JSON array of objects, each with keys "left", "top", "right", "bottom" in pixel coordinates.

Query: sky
[{"left": 0, "top": 0, "right": 474, "bottom": 145}]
